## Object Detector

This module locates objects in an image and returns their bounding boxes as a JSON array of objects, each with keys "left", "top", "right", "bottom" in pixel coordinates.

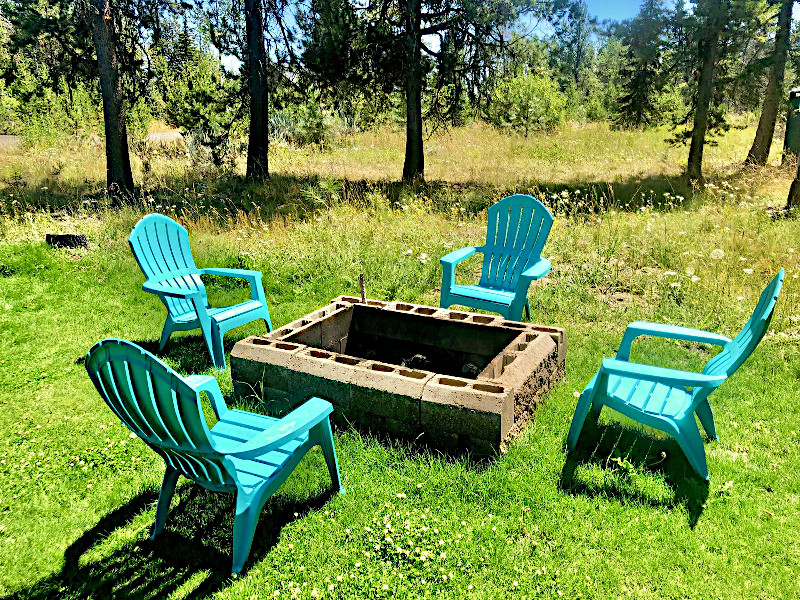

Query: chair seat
[
  {"left": 448, "top": 284, "right": 515, "bottom": 307},
  {"left": 173, "top": 300, "right": 265, "bottom": 325},
  {"left": 606, "top": 375, "right": 692, "bottom": 419},
  {"left": 210, "top": 408, "right": 310, "bottom": 492}
]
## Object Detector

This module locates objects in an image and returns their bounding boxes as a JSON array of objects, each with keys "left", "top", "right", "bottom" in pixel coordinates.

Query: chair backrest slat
[
  {"left": 86, "top": 339, "right": 233, "bottom": 488},
  {"left": 480, "top": 195, "right": 553, "bottom": 291},
  {"left": 700, "top": 270, "right": 784, "bottom": 384},
  {"left": 129, "top": 214, "right": 206, "bottom": 318}
]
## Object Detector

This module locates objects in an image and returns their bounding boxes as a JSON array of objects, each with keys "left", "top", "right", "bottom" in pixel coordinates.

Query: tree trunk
[
  {"left": 787, "top": 159, "right": 800, "bottom": 209},
  {"left": 746, "top": 0, "right": 793, "bottom": 166},
  {"left": 89, "top": 0, "right": 134, "bottom": 200},
  {"left": 687, "top": 1, "right": 723, "bottom": 186},
  {"left": 245, "top": 0, "right": 269, "bottom": 181},
  {"left": 402, "top": 0, "right": 424, "bottom": 184}
]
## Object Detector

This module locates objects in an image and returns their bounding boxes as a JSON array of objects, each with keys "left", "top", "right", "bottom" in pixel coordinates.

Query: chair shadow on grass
[
  {"left": 1, "top": 484, "right": 337, "bottom": 600},
  {"left": 559, "top": 418, "right": 710, "bottom": 528}
]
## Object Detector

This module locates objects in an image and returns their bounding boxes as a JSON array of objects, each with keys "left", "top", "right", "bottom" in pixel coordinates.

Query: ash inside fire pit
[
  {"left": 231, "top": 297, "right": 567, "bottom": 455},
  {"left": 285, "top": 303, "right": 519, "bottom": 379}
]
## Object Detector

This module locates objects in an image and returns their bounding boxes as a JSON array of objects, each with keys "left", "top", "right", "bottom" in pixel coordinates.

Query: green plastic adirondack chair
[
  {"left": 567, "top": 270, "right": 784, "bottom": 480},
  {"left": 439, "top": 194, "right": 553, "bottom": 321},
  {"left": 85, "top": 338, "right": 344, "bottom": 574},
  {"left": 129, "top": 213, "right": 272, "bottom": 370}
]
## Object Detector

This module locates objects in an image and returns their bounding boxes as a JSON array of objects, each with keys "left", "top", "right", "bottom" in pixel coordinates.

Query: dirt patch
[{"left": 0, "top": 135, "right": 22, "bottom": 150}]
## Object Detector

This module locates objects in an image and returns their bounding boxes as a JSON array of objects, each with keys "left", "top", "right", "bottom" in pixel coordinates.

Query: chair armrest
[
  {"left": 225, "top": 397, "right": 333, "bottom": 459},
  {"left": 520, "top": 258, "right": 552, "bottom": 284},
  {"left": 600, "top": 358, "right": 726, "bottom": 389},
  {"left": 200, "top": 268, "right": 263, "bottom": 283},
  {"left": 440, "top": 246, "right": 479, "bottom": 266},
  {"left": 440, "top": 246, "right": 479, "bottom": 289},
  {"left": 200, "top": 268, "right": 265, "bottom": 303},
  {"left": 616, "top": 321, "right": 732, "bottom": 361},
  {"left": 184, "top": 374, "right": 229, "bottom": 420},
  {"left": 142, "top": 280, "right": 202, "bottom": 299}
]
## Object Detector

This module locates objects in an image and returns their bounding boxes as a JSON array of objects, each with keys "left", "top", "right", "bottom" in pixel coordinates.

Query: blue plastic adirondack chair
[
  {"left": 439, "top": 194, "right": 553, "bottom": 321},
  {"left": 129, "top": 213, "right": 273, "bottom": 370},
  {"left": 85, "top": 338, "right": 344, "bottom": 574},
  {"left": 567, "top": 270, "right": 784, "bottom": 480}
]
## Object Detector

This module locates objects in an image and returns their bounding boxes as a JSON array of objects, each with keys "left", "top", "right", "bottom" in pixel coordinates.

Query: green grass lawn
[{"left": 1, "top": 125, "right": 799, "bottom": 599}]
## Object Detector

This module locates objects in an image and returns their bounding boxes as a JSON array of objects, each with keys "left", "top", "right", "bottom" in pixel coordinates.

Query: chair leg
[
  {"left": 524, "top": 301, "right": 531, "bottom": 321},
  {"left": 695, "top": 399, "right": 719, "bottom": 441},
  {"left": 439, "top": 287, "right": 451, "bottom": 310},
  {"left": 567, "top": 387, "right": 602, "bottom": 450},
  {"left": 150, "top": 466, "right": 180, "bottom": 539},
  {"left": 159, "top": 319, "right": 176, "bottom": 351},
  {"left": 206, "top": 322, "right": 226, "bottom": 370},
  {"left": 674, "top": 419, "right": 709, "bottom": 481},
  {"left": 232, "top": 491, "right": 261, "bottom": 575},
  {"left": 312, "top": 419, "right": 345, "bottom": 494}
]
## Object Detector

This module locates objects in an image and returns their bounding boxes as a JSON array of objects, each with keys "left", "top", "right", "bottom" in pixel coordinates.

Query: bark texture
[
  {"left": 746, "top": 0, "right": 793, "bottom": 166},
  {"left": 245, "top": 0, "right": 269, "bottom": 181},
  {"left": 402, "top": 0, "right": 424, "bottom": 183},
  {"left": 687, "top": 2, "right": 723, "bottom": 186},
  {"left": 787, "top": 159, "right": 800, "bottom": 209},
  {"left": 90, "top": 0, "right": 134, "bottom": 199}
]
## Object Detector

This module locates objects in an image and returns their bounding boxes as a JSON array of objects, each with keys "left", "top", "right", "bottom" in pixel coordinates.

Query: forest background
[{"left": 0, "top": 0, "right": 797, "bottom": 196}]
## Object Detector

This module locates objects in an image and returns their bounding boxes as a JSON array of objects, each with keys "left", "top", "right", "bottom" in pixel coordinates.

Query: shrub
[{"left": 489, "top": 73, "right": 567, "bottom": 136}]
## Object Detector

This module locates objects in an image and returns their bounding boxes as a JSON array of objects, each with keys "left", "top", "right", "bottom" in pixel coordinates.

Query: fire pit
[{"left": 231, "top": 297, "right": 566, "bottom": 455}]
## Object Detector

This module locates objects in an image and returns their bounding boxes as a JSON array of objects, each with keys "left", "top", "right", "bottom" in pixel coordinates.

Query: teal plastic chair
[
  {"left": 439, "top": 194, "right": 553, "bottom": 321},
  {"left": 85, "top": 338, "right": 344, "bottom": 574},
  {"left": 567, "top": 270, "right": 784, "bottom": 480},
  {"left": 129, "top": 213, "right": 272, "bottom": 370}
]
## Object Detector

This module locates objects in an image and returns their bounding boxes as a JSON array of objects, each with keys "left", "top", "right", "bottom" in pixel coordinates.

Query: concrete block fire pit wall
[{"left": 231, "top": 297, "right": 566, "bottom": 455}]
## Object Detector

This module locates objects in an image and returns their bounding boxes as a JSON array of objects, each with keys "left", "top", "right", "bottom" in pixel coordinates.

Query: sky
[{"left": 584, "top": 0, "right": 642, "bottom": 22}]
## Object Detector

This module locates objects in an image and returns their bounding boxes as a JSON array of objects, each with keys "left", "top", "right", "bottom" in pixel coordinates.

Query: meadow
[{"left": 0, "top": 121, "right": 798, "bottom": 599}]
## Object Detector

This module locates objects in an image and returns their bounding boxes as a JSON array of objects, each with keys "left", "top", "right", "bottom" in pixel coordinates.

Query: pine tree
[{"left": 614, "top": 0, "right": 667, "bottom": 129}]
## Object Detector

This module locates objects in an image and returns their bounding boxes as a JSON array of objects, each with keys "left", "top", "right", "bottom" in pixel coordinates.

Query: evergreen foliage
[{"left": 614, "top": 0, "right": 668, "bottom": 129}]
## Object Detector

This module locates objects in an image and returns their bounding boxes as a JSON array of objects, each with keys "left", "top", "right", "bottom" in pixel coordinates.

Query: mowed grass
[{"left": 0, "top": 122, "right": 799, "bottom": 599}]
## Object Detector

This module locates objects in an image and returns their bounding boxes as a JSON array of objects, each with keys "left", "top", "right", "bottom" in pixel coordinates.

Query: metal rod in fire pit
[{"left": 359, "top": 273, "right": 366, "bottom": 303}]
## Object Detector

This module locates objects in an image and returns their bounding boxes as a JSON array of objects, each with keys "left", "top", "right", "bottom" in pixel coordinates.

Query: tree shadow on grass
[
  {"left": 6, "top": 167, "right": 701, "bottom": 218},
  {"left": 1, "top": 483, "right": 337, "bottom": 600},
  {"left": 559, "top": 419, "right": 709, "bottom": 528},
  {"left": 76, "top": 333, "right": 247, "bottom": 374}
]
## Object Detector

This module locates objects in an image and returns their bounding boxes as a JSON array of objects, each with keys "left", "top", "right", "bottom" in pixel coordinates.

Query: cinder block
[
  {"left": 350, "top": 361, "right": 433, "bottom": 397},
  {"left": 351, "top": 388, "right": 420, "bottom": 422}
]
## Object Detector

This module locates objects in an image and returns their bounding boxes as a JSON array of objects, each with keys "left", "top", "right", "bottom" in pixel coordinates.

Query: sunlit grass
[{"left": 1, "top": 122, "right": 799, "bottom": 598}]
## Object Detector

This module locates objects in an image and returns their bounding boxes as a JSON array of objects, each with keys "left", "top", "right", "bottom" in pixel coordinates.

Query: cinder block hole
[
  {"left": 301, "top": 319, "right": 312, "bottom": 326},
  {"left": 275, "top": 342, "right": 298, "bottom": 350},
  {"left": 448, "top": 312, "right": 468, "bottom": 320},
  {"left": 341, "top": 296, "right": 360, "bottom": 303},
  {"left": 278, "top": 328, "right": 294, "bottom": 335},
  {"left": 503, "top": 354, "right": 516, "bottom": 367},
  {"left": 415, "top": 307, "right": 436, "bottom": 315},
  {"left": 473, "top": 383, "right": 504, "bottom": 394},
  {"left": 503, "top": 322, "right": 526, "bottom": 328},
  {"left": 310, "top": 350, "right": 332, "bottom": 359},
  {"left": 335, "top": 304, "right": 346, "bottom": 309},
  {"left": 525, "top": 333, "right": 537, "bottom": 342},
  {"left": 395, "top": 303, "right": 414, "bottom": 311},
  {"left": 472, "top": 316, "right": 494, "bottom": 324},
  {"left": 439, "top": 377, "right": 468, "bottom": 387},
  {"left": 368, "top": 301, "right": 387, "bottom": 307},
  {"left": 516, "top": 343, "right": 528, "bottom": 352},
  {"left": 399, "top": 369, "right": 427, "bottom": 379},
  {"left": 252, "top": 338, "right": 272, "bottom": 346},
  {"left": 334, "top": 356, "right": 360, "bottom": 365},
  {"left": 371, "top": 364, "right": 394, "bottom": 372}
]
